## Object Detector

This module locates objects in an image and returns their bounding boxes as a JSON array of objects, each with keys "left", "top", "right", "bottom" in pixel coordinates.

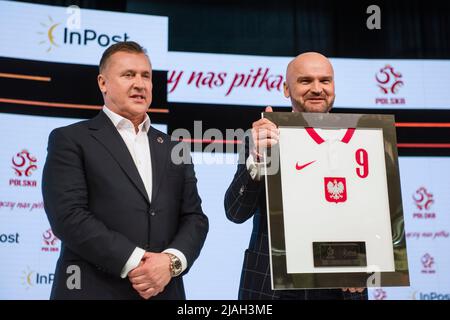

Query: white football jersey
[{"left": 277, "top": 127, "right": 395, "bottom": 274}]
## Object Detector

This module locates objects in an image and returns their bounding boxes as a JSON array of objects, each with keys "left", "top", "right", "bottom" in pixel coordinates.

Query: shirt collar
[{"left": 102, "top": 105, "right": 151, "bottom": 133}]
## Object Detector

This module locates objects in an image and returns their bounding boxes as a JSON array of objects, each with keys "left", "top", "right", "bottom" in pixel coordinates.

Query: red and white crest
[
  {"left": 413, "top": 187, "right": 434, "bottom": 211},
  {"left": 324, "top": 177, "right": 347, "bottom": 203},
  {"left": 375, "top": 64, "right": 404, "bottom": 94}
]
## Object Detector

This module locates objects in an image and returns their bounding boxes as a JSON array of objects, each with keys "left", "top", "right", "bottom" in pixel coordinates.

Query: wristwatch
[{"left": 166, "top": 253, "right": 182, "bottom": 277}]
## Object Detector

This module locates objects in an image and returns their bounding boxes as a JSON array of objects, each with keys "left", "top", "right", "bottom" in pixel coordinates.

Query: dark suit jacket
[
  {"left": 224, "top": 141, "right": 367, "bottom": 300},
  {"left": 42, "top": 111, "right": 208, "bottom": 300}
]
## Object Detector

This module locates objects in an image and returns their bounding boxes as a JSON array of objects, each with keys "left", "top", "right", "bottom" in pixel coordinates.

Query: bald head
[
  {"left": 284, "top": 52, "right": 335, "bottom": 113},
  {"left": 286, "top": 52, "right": 334, "bottom": 81}
]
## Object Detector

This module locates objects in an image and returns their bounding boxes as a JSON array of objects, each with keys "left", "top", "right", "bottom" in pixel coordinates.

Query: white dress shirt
[
  {"left": 246, "top": 153, "right": 265, "bottom": 181},
  {"left": 102, "top": 106, "right": 187, "bottom": 278}
]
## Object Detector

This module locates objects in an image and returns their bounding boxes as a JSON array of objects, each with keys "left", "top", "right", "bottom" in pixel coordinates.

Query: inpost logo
[
  {"left": 21, "top": 266, "right": 54, "bottom": 290},
  {"left": 412, "top": 290, "right": 450, "bottom": 300},
  {"left": 37, "top": 15, "right": 129, "bottom": 53},
  {"left": 37, "top": 16, "right": 60, "bottom": 52},
  {"left": 0, "top": 232, "right": 19, "bottom": 244}
]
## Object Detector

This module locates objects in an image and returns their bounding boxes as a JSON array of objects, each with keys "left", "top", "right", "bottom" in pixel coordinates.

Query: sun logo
[
  {"left": 37, "top": 16, "right": 60, "bottom": 52},
  {"left": 21, "top": 266, "right": 35, "bottom": 290}
]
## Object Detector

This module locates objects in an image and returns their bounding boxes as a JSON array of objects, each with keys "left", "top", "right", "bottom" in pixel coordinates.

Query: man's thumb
[{"left": 265, "top": 106, "right": 273, "bottom": 112}]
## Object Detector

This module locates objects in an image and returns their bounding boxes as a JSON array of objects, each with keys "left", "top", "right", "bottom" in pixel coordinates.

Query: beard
[{"left": 291, "top": 96, "right": 335, "bottom": 113}]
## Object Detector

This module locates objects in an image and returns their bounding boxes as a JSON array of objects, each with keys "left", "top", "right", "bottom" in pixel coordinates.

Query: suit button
[{"left": 149, "top": 210, "right": 156, "bottom": 216}]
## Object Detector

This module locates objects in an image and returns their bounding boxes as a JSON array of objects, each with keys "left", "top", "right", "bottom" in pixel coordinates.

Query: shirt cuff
[
  {"left": 163, "top": 248, "right": 187, "bottom": 274},
  {"left": 120, "top": 247, "right": 146, "bottom": 278},
  {"left": 246, "top": 154, "right": 266, "bottom": 181}
]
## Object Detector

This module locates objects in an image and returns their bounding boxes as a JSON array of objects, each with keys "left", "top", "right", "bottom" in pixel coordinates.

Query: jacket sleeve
[
  {"left": 42, "top": 128, "right": 136, "bottom": 277},
  {"left": 165, "top": 146, "right": 209, "bottom": 272},
  {"left": 224, "top": 137, "right": 263, "bottom": 224}
]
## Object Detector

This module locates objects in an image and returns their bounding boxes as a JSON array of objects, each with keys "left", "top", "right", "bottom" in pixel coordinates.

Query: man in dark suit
[
  {"left": 42, "top": 41, "right": 208, "bottom": 300},
  {"left": 224, "top": 52, "right": 367, "bottom": 300}
]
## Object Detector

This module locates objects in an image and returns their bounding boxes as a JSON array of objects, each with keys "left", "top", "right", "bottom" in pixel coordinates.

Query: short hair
[{"left": 99, "top": 41, "right": 148, "bottom": 73}]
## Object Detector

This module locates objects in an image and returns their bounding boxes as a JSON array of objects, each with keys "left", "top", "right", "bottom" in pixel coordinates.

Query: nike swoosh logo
[{"left": 295, "top": 160, "right": 316, "bottom": 171}]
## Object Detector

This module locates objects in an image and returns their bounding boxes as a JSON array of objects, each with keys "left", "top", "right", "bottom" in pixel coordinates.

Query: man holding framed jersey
[{"left": 224, "top": 52, "right": 367, "bottom": 300}]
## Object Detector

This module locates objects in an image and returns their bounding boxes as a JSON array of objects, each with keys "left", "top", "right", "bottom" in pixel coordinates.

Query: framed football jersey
[{"left": 264, "top": 112, "right": 409, "bottom": 289}]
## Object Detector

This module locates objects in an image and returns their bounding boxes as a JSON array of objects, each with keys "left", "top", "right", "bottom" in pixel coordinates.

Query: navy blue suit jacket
[{"left": 42, "top": 112, "right": 208, "bottom": 299}]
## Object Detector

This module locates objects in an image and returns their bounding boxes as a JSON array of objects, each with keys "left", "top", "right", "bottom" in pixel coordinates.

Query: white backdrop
[
  {"left": 0, "top": 113, "right": 449, "bottom": 299},
  {"left": 167, "top": 51, "right": 450, "bottom": 110}
]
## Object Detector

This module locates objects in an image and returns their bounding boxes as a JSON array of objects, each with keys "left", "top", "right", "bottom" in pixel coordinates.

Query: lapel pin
[{"left": 157, "top": 137, "right": 164, "bottom": 144}]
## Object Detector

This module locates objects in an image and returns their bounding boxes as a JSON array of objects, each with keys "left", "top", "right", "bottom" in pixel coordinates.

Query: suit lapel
[
  {"left": 148, "top": 127, "right": 169, "bottom": 204},
  {"left": 88, "top": 112, "right": 150, "bottom": 204}
]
